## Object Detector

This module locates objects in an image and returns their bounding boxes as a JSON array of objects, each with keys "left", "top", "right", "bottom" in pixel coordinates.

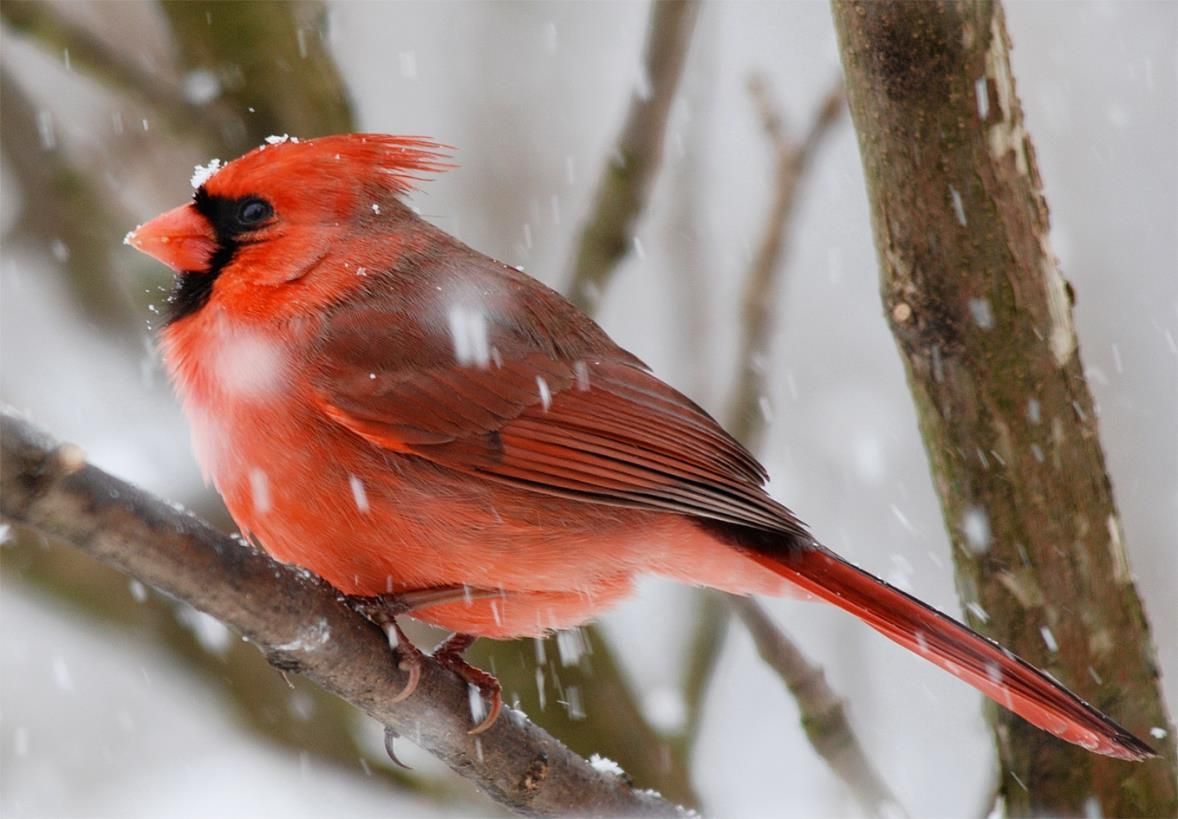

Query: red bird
[{"left": 129, "top": 133, "right": 1153, "bottom": 759}]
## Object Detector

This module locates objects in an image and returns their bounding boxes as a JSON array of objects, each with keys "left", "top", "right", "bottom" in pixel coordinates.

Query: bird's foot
[
  {"left": 347, "top": 596, "right": 424, "bottom": 702},
  {"left": 348, "top": 593, "right": 502, "bottom": 734},
  {"left": 433, "top": 632, "right": 502, "bottom": 735}
]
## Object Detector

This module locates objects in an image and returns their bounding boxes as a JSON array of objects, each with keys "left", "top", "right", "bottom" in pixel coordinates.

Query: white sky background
[{"left": 1, "top": 2, "right": 1175, "bottom": 817}]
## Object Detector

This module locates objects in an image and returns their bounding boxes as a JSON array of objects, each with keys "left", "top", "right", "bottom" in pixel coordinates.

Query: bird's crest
[{"left": 194, "top": 133, "right": 454, "bottom": 199}]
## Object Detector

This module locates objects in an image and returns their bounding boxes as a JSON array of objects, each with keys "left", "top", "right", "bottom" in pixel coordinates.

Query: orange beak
[{"left": 126, "top": 203, "right": 218, "bottom": 273}]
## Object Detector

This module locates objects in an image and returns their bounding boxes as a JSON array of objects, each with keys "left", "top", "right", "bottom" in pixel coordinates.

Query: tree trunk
[{"left": 830, "top": 2, "right": 1177, "bottom": 815}]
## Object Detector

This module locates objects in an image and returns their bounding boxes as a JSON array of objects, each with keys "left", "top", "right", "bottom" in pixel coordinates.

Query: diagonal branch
[
  {"left": 730, "top": 598, "right": 902, "bottom": 818},
  {"left": 0, "top": 410, "right": 683, "bottom": 819},
  {"left": 566, "top": 0, "right": 700, "bottom": 313}
]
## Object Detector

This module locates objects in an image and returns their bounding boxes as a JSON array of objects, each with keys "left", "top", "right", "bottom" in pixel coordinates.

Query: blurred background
[{"left": 1, "top": 2, "right": 1174, "bottom": 816}]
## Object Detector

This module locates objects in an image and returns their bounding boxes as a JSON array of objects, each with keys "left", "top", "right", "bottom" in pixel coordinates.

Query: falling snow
[
  {"left": 966, "top": 602, "right": 990, "bottom": 623},
  {"left": 968, "top": 297, "right": 994, "bottom": 329},
  {"left": 176, "top": 604, "right": 233, "bottom": 655},
  {"left": 1026, "top": 398, "right": 1041, "bottom": 424},
  {"left": 447, "top": 304, "right": 491, "bottom": 368},
  {"left": 975, "top": 77, "right": 990, "bottom": 120},
  {"left": 249, "top": 468, "right": 272, "bottom": 514},
  {"left": 949, "top": 186, "right": 967, "bottom": 226},
  {"left": 573, "top": 360, "right": 590, "bottom": 391},
  {"left": 562, "top": 686, "right": 585, "bottom": 720},
  {"left": 962, "top": 506, "right": 992, "bottom": 553},
  {"left": 468, "top": 684, "right": 487, "bottom": 724},
  {"left": 555, "top": 629, "right": 587, "bottom": 667},
  {"left": 1040, "top": 626, "right": 1059, "bottom": 653},
  {"left": 183, "top": 70, "right": 221, "bottom": 105},
  {"left": 349, "top": 475, "right": 370, "bottom": 513},
  {"left": 642, "top": 686, "right": 687, "bottom": 732}
]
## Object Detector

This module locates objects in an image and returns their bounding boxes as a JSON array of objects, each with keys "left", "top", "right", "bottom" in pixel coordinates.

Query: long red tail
[{"left": 748, "top": 544, "right": 1156, "bottom": 761}]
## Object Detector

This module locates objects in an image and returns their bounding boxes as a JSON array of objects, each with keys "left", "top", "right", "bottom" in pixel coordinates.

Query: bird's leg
[
  {"left": 348, "top": 587, "right": 505, "bottom": 734},
  {"left": 432, "top": 632, "right": 502, "bottom": 735},
  {"left": 346, "top": 595, "right": 433, "bottom": 769}
]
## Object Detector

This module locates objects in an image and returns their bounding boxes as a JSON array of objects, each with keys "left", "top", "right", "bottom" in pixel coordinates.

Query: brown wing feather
[
  {"left": 320, "top": 341, "right": 804, "bottom": 535},
  {"left": 312, "top": 249, "right": 803, "bottom": 535}
]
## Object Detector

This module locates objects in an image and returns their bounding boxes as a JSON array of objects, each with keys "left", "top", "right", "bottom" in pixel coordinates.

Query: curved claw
[
  {"left": 467, "top": 685, "right": 503, "bottom": 736},
  {"left": 431, "top": 632, "right": 504, "bottom": 734},
  {"left": 389, "top": 652, "right": 422, "bottom": 704},
  {"left": 383, "top": 727, "right": 413, "bottom": 770},
  {"left": 381, "top": 620, "right": 424, "bottom": 703},
  {"left": 349, "top": 603, "right": 503, "bottom": 735}
]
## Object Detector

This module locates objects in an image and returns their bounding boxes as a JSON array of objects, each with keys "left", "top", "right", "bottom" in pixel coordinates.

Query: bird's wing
[{"left": 313, "top": 295, "right": 804, "bottom": 535}]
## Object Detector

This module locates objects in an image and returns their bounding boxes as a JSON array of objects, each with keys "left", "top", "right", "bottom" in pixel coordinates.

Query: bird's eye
[{"left": 236, "top": 197, "right": 273, "bottom": 226}]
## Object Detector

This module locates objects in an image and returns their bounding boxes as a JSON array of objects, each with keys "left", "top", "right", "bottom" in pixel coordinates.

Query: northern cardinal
[{"left": 129, "top": 133, "right": 1153, "bottom": 759}]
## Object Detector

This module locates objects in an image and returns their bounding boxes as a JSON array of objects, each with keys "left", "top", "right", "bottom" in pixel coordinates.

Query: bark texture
[{"left": 831, "top": 2, "right": 1176, "bottom": 815}]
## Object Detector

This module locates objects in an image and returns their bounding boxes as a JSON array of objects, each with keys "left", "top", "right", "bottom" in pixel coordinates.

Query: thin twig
[
  {"left": 730, "top": 598, "right": 904, "bottom": 818},
  {"left": 680, "top": 77, "right": 846, "bottom": 747},
  {"left": 0, "top": 411, "right": 683, "bottom": 819},
  {"left": 566, "top": 0, "right": 700, "bottom": 313},
  {"left": 675, "top": 77, "right": 899, "bottom": 816},
  {"left": 725, "top": 75, "right": 845, "bottom": 447}
]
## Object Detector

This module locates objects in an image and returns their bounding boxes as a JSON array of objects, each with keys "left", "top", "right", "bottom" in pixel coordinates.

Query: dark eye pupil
[{"left": 237, "top": 198, "right": 272, "bottom": 225}]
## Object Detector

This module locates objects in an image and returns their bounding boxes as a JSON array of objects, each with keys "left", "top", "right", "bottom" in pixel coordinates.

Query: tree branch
[
  {"left": 831, "top": 1, "right": 1177, "bottom": 815},
  {"left": 566, "top": 0, "right": 700, "bottom": 313},
  {"left": 730, "top": 598, "right": 903, "bottom": 818},
  {"left": 725, "top": 76, "right": 844, "bottom": 447},
  {"left": 0, "top": 410, "right": 683, "bottom": 818}
]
